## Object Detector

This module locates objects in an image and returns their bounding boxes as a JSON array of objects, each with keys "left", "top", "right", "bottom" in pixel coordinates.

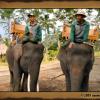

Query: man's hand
[{"left": 68, "top": 42, "right": 74, "bottom": 48}]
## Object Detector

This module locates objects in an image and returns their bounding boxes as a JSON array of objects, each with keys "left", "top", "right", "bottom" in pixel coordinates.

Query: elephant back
[
  {"left": 58, "top": 43, "right": 94, "bottom": 64},
  {"left": 22, "top": 42, "right": 44, "bottom": 55}
]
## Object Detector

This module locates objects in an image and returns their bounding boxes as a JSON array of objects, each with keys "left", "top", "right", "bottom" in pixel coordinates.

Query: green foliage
[
  {"left": 48, "top": 42, "right": 58, "bottom": 50},
  {"left": 0, "top": 54, "right": 6, "bottom": 63},
  {"left": 43, "top": 34, "right": 58, "bottom": 49},
  {"left": 0, "top": 9, "right": 14, "bottom": 19},
  {"left": 0, "top": 9, "right": 99, "bottom": 36},
  {"left": 43, "top": 34, "right": 58, "bottom": 61},
  {"left": 94, "top": 41, "right": 100, "bottom": 51},
  {"left": 3, "top": 38, "right": 10, "bottom": 47},
  {"left": 48, "top": 50, "right": 58, "bottom": 61},
  {"left": 95, "top": 51, "right": 100, "bottom": 57}
]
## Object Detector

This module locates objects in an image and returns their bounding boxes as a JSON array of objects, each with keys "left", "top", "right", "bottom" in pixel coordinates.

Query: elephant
[
  {"left": 6, "top": 42, "right": 44, "bottom": 92},
  {"left": 57, "top": 42, "right": 94, "bottom": 91}
]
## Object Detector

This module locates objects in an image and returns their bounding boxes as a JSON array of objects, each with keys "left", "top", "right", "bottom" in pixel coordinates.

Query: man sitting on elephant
[
  {"left": 6, "top": 13, "right": 44, "bottom": 92},
  {"left": 59, "top": 10, "right": 94, "bottom": 61},
  {"left": 22, "top": 14, "right": 42, "bottom": 44},
  {"left": 58, "top": 10, "right": 94, "bottom": 92},
  {"left": 69, "top": 10, "right": 90, "bottom": 48}
]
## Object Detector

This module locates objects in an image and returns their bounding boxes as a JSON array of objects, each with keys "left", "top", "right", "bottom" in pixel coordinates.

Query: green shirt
[
  {"left": 25, "top": 22, "right": 42, "bottom": 42},
  {"left": 70, "top": 20, "right": 90, "bottom": 43}
]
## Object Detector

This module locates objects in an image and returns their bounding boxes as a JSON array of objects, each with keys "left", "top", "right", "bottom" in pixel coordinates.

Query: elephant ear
[
  {"left": 34, "top": 43, "right": 44, "bottom": 53},
  {"left": 13, "top": 44, "right": 22, "bottom": 60},
  {"left": 57, "top": 46, "right": 67, "bottom": 61}
]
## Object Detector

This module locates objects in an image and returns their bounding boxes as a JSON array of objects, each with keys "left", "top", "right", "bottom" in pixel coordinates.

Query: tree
[
  {"left": 0, "top": 8, "right": 100, "bottom": 60},
  {"left": 3, "top": 38, "right": 10, "bottom": 47},
  {"left": 0, "top": 9, "right": 15, "bottom": 19}
]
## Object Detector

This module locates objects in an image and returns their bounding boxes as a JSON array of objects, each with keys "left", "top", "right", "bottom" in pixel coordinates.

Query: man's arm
[
  {"left": 70, "top": 24, "right": 75, "bottom": 42},
  {"left": 25, "top": 25, "right": 29, "bottom": 36},
  {"left": 34, "top": 25, "right": 42, "bottom": 42},
  {"left": 83, "top": 23, "right": 90, "bottom": 41}
]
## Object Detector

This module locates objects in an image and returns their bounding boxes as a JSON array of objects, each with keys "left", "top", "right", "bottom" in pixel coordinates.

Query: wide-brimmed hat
[
  {"left": 27, "top": 13, "right": 35, "bottom": 18},
  {"left": 75, "top": 10, "right": 86, "bottom": 17}
]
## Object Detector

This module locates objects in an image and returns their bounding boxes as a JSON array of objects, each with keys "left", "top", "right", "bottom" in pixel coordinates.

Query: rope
[{"left": 51, "top": 73, "right": 64, "bottom": 80}]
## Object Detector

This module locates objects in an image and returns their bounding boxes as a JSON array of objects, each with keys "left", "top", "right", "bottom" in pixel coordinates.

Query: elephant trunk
[{"left": 70, "top": 67, "right": 84, "bottom": 91}]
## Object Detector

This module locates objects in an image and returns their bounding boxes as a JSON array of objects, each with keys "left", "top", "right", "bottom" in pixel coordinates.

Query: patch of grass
[
  {"left": 0, "top": 62, "right": 8, "bottom": 66},
  {"left": 95, "top": 51, "right": 100, "bottom": 57}
]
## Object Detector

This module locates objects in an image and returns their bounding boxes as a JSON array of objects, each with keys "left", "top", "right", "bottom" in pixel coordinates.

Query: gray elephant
[
  {"left": 6, "top": 42, "right": 44, "bottom": 92},
  {"left": 58, "top": 42, "right": 94, "bottom": 91}
]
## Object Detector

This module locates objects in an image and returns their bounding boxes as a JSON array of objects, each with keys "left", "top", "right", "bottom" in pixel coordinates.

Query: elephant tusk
[
  {"left": 27, "top": 74, "right": 39, "bottom": 92},
  {"left": 27, "top": 74, "right": 30, "bottom": 92}
]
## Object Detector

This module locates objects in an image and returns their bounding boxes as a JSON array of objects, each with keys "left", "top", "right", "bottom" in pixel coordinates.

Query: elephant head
[
  {"left": 58, "top": 43, "right": 94, "bottom": 91},
  {"left": 6, "top": 42, "right": 44, "bottom": 92}
]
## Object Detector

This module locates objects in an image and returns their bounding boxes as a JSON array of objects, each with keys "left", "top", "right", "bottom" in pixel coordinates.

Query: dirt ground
[{"left": 0, "top": 58, "right": 100, "bottom": 92}]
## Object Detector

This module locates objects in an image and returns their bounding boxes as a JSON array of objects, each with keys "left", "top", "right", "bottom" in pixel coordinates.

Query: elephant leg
[
  {"left": 81, "top": 72, "right": 90, "bottom": 92},
  {"left": 60, "top": 61, "right": 71, "bottom": 91},
  {"left": 13, "top": 60, "right": 22, "bottom": 91},
  {"left": 81, "top": 62, "right": 92, "bottom": 92},
  {"left": 65, "top": 72, "right": 71, "bottom": 91},
  {"left": 21, "top": 73, "right": 28, "bottom": 92},
  {"left": 30, "top": 63, "right": 40, "bottom": 92},
  {"left": 9, "top": 71, "right": 14, "bottom": 91}
]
